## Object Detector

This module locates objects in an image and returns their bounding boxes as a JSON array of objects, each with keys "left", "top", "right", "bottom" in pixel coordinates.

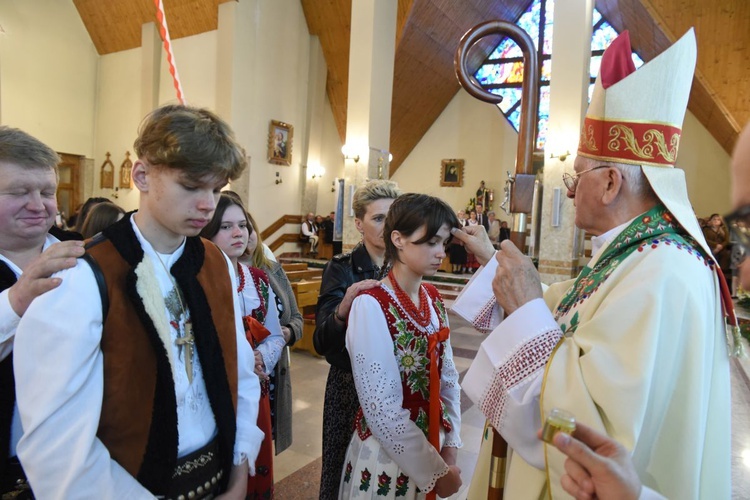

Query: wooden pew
[
  {"left": 291, "top": 280, "right": 322, "bottom": 357},
  {"left": 281, "top": 262, "right": 308, "bottom": 272},
  {"left": 285, "top": 268, "right": 323, "bottom": 282}
]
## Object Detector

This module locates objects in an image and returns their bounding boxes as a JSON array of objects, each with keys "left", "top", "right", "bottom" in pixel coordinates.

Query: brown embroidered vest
[{"left": 84, "top": 215, "right": 238, "bottom": 495}]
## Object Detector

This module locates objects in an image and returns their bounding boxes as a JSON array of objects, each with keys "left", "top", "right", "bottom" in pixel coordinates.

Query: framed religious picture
[
  {"left": 267, "top": 120, "right": 293, "bottom": 166},
  {"left": 440, "top": 159, "right": 464, "bottom": 187},
  {"left": 119, "top": 151, "right": 133, "bottom": 188},
  {"left": 100, "top": 152, "right": 115, "bottom": 189}
]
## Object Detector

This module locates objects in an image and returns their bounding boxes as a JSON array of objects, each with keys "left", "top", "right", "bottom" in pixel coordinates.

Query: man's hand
[
  {"left": 492, "top": 240, "right": 543, "bottom": 315},
  {"left": 547, "top": 422, "right": 642, "bottom": 500},
  {"left": 450, "top": 225, "right": 495, "bottom": 266},
  {"left": 215, "top": 460, "right": 249, "bottom": 500},
  {"left": 8, "top": 240, "right": 85, "bottom": 317}
]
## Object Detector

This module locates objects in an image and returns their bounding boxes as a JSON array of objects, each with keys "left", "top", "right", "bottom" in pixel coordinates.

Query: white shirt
[
  {"left": 13, "top": 217, "right": 263, "bottom": 499},
  {"left": 237, "top": 262, "right": 285, "bottom": 374},
  {"left": 0, "top": 234, "right": 58, "bottom": 459}
]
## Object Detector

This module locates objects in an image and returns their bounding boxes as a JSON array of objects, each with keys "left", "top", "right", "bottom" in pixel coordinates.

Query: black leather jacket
[{"left": 313, "top": 243, "right": 381, "bottom": 370}]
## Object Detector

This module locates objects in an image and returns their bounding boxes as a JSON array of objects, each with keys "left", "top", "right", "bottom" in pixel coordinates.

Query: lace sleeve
[{"left": 346, "top": 294, "right": 449, "bottom": 492}]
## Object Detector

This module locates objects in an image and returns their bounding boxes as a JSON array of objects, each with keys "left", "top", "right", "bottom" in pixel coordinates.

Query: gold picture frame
[
  {"left": 100, "top": 152, "right": 114, "bottom": 189},
  {"left": 440, "top": 159, "right": 464, "bottom": 187},
  {"left": 119, "top": 151, "right": 133, "bottom": 188},
  {"left": 267, "top": 120, "right": 293, "bottom": 166}
]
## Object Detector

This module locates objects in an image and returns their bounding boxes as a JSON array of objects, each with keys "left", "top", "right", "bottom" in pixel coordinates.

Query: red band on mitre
[
  {"left": 600, "top": 30, "right": 636, "bottom": 89},
  {"left": 577, "top": 117, "right": 682, "bottom": 167}
]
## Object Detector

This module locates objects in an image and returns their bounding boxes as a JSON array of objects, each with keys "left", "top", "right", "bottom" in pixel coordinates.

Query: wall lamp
[
  {"left": 309, "top": 164, "right": 326, "bottom": 179},
  {"left": 550, "top": 150, "right": 571, "bottom": 162},
  {"left": 275, "top": 171, "right": 283, "bottom": 184},
  {"left": 341, "top": 144, "right": 360, "bottom": 163}
]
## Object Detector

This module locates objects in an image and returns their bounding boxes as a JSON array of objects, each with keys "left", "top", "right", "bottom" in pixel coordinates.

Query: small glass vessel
[{"left": 541, "top": 408, "right": 576, "bottom": 444}]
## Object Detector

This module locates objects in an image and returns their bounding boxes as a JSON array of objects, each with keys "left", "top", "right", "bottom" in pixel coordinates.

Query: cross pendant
[{"left": 175, "top": 322, "right": 195, "bottom": 383}]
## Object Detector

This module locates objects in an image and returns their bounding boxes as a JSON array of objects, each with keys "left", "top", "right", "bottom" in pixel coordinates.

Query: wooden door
[{"left": 57, "top": 153, "right": 82, "bottom": 225}]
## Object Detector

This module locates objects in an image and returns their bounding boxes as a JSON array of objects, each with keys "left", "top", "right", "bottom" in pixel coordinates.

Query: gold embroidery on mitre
[
  {"left": 579, "top": 124, "right": 599, "bottom": 151},
  {"left": 607, "top": 124, "right": 679, "bottom": 162}
]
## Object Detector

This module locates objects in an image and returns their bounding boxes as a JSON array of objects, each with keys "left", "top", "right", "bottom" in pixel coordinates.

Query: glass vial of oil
[{"left": 541, "top": 408, "right": 576, "bottom": 444}]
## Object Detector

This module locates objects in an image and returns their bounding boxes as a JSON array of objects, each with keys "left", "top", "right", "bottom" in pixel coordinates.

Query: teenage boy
[{"left": 13, "top": 105, "right": 263, "bottom": 499}]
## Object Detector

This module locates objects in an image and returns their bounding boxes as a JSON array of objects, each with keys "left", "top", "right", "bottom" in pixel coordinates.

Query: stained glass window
[{"left": 473, "top": 0, "right": 644, "bottom": 150}]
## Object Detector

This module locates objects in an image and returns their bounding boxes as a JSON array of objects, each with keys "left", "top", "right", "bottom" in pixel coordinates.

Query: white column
[
  {"left": 538, "top": 0, "right": 594, "bottom": 284},
  {"left": 301, "top": 37, "right": 328, "bottom": 214},
  {"left": 342, "top": 0, "right": 397, "bottom": 250},
  {"left": 140, "top": 22, "right": 161, "bottom": 118}
]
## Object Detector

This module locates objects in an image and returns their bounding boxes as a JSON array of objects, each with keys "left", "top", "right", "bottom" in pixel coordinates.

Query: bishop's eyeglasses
[{"left": 561, "top": 165, "right": 609, "bottom": 193}]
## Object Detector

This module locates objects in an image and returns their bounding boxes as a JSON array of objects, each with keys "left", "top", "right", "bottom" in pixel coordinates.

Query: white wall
[
  {"left": 393, "top": 91, "right": 518, "bottom": 221},
  {"left": 678, "top": 111, "right": 732, "bottom": 217},
  {"left": 0, "top": 0, "right": 98, "bottom": 156}
]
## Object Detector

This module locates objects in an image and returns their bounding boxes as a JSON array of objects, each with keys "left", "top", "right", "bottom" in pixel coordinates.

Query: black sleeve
[{"left": 313, "top": 259, "right": 351, "bottom": 356}]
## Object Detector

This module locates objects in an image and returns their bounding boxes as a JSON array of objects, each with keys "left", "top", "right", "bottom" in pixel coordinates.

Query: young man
[
  {"left": 13, "top": 105, "right": 263, "bottom": 499},
  {"left": 0, "top": 127, "right": 84, "bottom": 498},
  {"left": 453, "top": 30, "right": 731, "bottom": 499}
]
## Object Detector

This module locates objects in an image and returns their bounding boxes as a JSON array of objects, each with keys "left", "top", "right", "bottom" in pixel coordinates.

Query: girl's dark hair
[
  {"left": 200, "top": 192, "right": 252, "bottom": 257},
  {"left": 384, "top": 193, "right": 460, "bottom": 263}
]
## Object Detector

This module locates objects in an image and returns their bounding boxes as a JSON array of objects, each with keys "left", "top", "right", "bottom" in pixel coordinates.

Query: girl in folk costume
[
  {"left": 201, "top": 193, "right": 286, "bottom": 499},
  {"left": 340, "top": 194, "right": 463, "bottom": 499}
]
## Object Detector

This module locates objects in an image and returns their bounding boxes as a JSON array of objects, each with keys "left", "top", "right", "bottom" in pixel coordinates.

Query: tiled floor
[{"left": 275, "top": 307, "right": 750, "bottom": 499}]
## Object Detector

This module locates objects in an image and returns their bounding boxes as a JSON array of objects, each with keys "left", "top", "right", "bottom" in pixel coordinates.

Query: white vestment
[
  {"left": 455, "top": 218, "right": 731, "bottom": 499},
  {"left": 13, "top": 218, "right": 263, "bottom": 499}
]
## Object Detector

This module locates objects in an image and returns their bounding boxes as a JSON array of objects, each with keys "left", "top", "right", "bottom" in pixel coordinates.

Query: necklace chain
[
  {"left": 153, "top": 251, "right": 195, "bottom": 383},
  {"left": 388, "top": 269, "right": 431, "bottom": 328}
]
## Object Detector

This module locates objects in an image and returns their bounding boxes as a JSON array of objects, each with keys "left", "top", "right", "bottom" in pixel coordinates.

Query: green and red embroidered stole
[{"left": 554, "top": 205, "right": 710, "bottom": 331}]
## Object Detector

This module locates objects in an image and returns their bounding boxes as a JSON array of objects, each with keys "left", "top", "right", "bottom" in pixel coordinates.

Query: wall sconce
[
  {"left": 309, "top": 164, "right": 326, "bottom": 179},
  {"left": 275, "top": 171, "right": 283, "bottom": 185},
  {"left": 550, "top": 150, "right": 571, "bottom": 162},
  {"left": 341, "top": 144, "right": 360, "bottom": 163}
]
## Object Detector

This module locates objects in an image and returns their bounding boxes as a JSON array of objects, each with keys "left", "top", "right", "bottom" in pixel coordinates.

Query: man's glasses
[
  {"left": 562, "top": 165, "right": 609, "bottom": 193},
  {"left": 724, "top": 205, "right": 750, "bottom": 253}
]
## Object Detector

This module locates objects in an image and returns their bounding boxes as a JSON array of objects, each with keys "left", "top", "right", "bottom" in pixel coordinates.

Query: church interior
[{"left": 2, "top": 0, "right": 750, "bottom": 497}]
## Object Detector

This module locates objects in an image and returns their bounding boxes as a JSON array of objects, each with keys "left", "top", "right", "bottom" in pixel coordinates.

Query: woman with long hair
[
  {"left": 225, "top": 191, "right": 302, "bottom": 457},
  {"left": 200, "top": 193, "right": 286, "bottom": 498}
]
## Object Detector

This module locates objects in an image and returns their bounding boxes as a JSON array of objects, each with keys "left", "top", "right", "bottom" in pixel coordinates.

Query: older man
[
  {"left": 453, "top": 30, "right": 732, "bottom": 499},
  {"left": 0, "top": 127, "right": 84, "bottom": 497},
  {"left": 300, "top": 211, "right": 319, "bottom": 255}
]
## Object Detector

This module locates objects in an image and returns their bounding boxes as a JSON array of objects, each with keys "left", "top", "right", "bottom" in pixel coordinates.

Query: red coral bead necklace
[{"left": 388, "top": 269, "right": 431, "bottom": 327}]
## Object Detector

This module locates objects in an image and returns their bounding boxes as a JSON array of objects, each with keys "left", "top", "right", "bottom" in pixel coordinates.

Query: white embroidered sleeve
[
  {"left": 451, "top": 254, "right": 503, "bottom": 332},
  {"left": 439, "top": 337, "right": 462, "bottom": 449},
  {"left": 227, "top": 258, "right": 264, "bottom": 470},
  {"left": 255, "top": 286, "right": 286, "bottom": 375},
  {"left": 346, "top": 294, "right": 449, "bottom": 492},
  {"left": 462, "top": 298, "right": 562, "bottom": 469}
]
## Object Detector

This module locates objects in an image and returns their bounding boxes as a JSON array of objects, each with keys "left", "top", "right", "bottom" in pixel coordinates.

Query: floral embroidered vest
[
  {"left": 248, "top": 266, "right": 270, "bottom": 327},
  {"left": 354, "top": 283, "right": 453, "bottom": 440}
]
